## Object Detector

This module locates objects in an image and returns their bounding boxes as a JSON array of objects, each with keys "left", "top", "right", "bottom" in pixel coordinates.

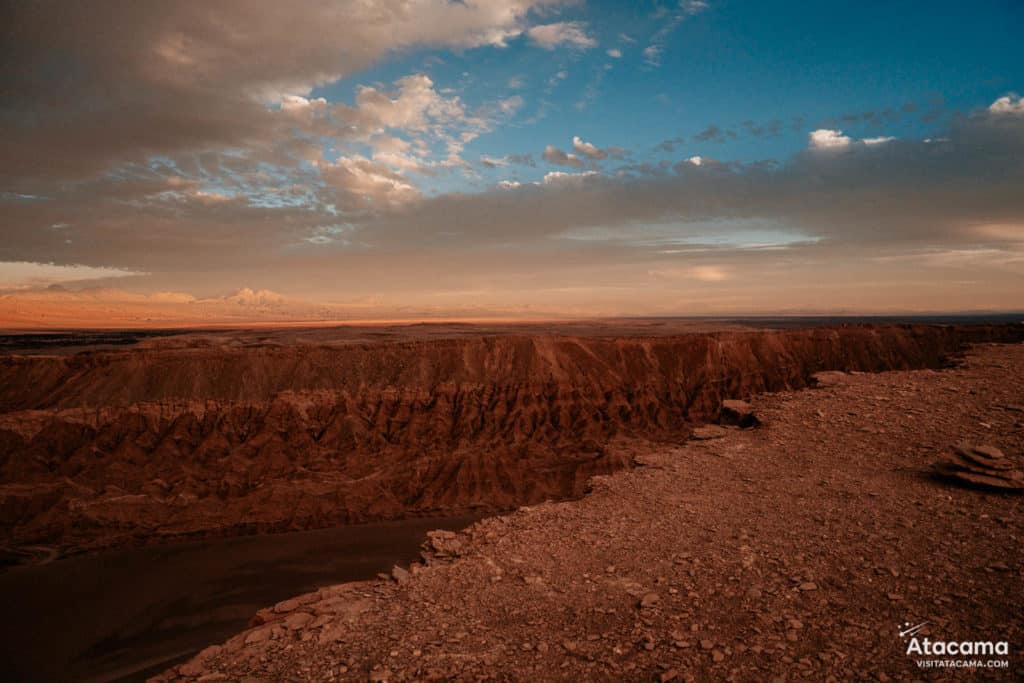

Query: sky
[{"left": 1, "top": 0, "right": 1023, "bottom": 317}]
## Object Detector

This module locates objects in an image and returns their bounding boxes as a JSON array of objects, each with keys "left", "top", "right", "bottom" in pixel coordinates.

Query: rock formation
[{"left": 933, "top": 443, "right": 1024, "bottom": 491}]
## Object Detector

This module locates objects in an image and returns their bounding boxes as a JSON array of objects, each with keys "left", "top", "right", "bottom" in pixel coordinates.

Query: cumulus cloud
[
  {"left": 812, "top": 130, "right": 901, "bottom": 149},
  {"left": 572, "top": 136, "right": 608, "bottom": 160},
  {"left": 526, "top": 22, "right": 597, "bottom": 50},
  {"left": 542, "top": 145, "right": 585, "bottom": 168},
  {"left": 607, "top": 48, "right": 622, "bottom": 58},
  {"left": 809, "top": 129, "right": 852, "bottom": 149},
  {"left": 0, "top": 0, "right": 565, "bottom": 187},
  {"left": 989, "top": 94, "right": 1024, "bottom": 115},
  {"left": 317, "top": 156, "right": 420, "bottom": 208}
]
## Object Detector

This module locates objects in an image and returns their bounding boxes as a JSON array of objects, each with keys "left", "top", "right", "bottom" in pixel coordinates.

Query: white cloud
[
  {"left": 498, "top": 180, "right": 521, "bottom": 189},
  {"left": 809, "top": 129, "right": 852, "bottom": 149},
  {"left": 862, "top": 136, "right": 895, "bottom": 146},
  {"left": 681, "top": 1, "right": 710, "bottom": 15},
  {"left": 572, "top": 136, "right": 608, "bottom": 160},
  {"left": 606, "top": 48, "right": 622, "bottom": 58},
  {"left": 687, "top": 155, "right": 703, "bottom": 166},
  {"left": 542, "top": 170, "right": 598, "bottom": 185},
  {"left": 280, "top": 94, "right": 327, "bottom": 114},
  {"left": 499, "top": 95, "right": 524, "bottom": 115},
  {"left": 642, "top": 45, "right": 662, "bottom": 66},
  {"left": 352, "top": 74, "right": 466, "bottom": 134},
  {"left": 527, "top": 22, "right": 597, "bottom": 50},
  {"left": 317, "top": 156, "right": 419, "bottom": 208},
  {"left": 989, "top": 94, "right": 1024, "bottom": 115}
]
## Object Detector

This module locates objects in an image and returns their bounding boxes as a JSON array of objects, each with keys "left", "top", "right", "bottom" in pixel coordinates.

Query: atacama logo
[{"left": 899, "top": 621, "right": 1010, "bottom": 670}]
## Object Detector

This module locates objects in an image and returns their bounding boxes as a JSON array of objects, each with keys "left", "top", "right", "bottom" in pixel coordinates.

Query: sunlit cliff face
[{"left": 1, "top": 1, "right": 1023, "bottom": 322}]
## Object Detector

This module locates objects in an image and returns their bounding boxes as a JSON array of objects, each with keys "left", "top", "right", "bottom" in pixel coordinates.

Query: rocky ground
[{"left": 155, "top": 342, "right": 1024, "bottom": 682}]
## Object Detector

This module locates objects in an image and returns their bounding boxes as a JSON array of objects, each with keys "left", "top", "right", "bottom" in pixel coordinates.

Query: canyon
[{"left": 1, "top": 320, "right": 1021, "bottom": 563}]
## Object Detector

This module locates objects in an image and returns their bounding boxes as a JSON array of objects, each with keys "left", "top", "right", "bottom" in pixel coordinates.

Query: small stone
[
  {"left": 639, "top": 592, "right": 660, "bottom": 608},
  {"left": 798, "top": 582, "right": 818, "bottom": 591},
  {"left": 660, "top": 670, "right": 679, "bottom": 682},
  {"left": 700, "top": 639, "right": 714, "bottom": 650},
  {"left": 712, "top": 649, "right": 725, "bottom": 662}
]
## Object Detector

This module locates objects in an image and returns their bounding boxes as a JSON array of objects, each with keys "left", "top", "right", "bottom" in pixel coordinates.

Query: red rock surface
[
  {"left": 0, "top": 323, "right": 1021, "bottom": 559},
  {"left": 154, "top": 342, "right": 1024, "bottom": 682}
]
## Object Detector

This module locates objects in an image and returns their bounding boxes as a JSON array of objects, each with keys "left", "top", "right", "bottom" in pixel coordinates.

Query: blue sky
[
  {"left": 311, "top": 0, "right": 1023, "bottom": 194},
  {"left": 1, "top": 0, "right": 1023, "bottom": 316}
]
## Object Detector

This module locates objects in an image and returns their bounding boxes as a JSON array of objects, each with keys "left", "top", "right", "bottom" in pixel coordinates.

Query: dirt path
[{"left": 155, "top": 343, "right": 1024, "bottom": 682}]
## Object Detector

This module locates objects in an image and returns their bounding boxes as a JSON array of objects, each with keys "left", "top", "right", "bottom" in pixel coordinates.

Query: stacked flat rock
[{"left": 933, "top": 444, "right": 1024, "bottom": 492}]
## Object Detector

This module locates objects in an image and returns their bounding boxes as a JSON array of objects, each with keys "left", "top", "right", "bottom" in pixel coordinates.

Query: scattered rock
[
  {"left": 639, "top": 592, "right": 660, "bottom": 608},
  {"left": 425, "top": 530, "right": 465, "bottom": 557}
]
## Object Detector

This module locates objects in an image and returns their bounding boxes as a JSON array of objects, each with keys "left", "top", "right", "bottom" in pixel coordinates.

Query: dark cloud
[
  {"left": 691, "top": 125, "right": 736, "bottom": 144},
  {"left": 542, "top": 144, "right": 585, "bottom": 168}
]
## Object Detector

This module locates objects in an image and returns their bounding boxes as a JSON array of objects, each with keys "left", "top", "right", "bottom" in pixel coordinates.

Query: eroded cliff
[{"left": 1, "top": 324, "right": 1020, "bottom": 559}]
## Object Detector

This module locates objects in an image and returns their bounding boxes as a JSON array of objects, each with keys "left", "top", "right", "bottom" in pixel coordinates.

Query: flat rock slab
[{"left": 691, "top": 425, "right": 729, "bottom": 440}]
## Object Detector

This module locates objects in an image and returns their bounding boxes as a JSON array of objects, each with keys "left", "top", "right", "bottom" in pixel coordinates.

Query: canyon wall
[{"left": 1, "top": 324, "right": 1021, "bottom": 559}]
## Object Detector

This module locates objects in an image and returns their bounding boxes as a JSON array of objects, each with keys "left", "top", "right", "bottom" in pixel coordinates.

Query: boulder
[{"left": 719, "top": 399, "right": 760, "bottom": 428}]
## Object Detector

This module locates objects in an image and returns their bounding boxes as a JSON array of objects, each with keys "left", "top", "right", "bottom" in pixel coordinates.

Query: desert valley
[
  {"left": 0, "top": 319, "right": 1022, "bottom": 681},
  {"left": 3, "top": 1, "right": 1023, "bottom": 680}
]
